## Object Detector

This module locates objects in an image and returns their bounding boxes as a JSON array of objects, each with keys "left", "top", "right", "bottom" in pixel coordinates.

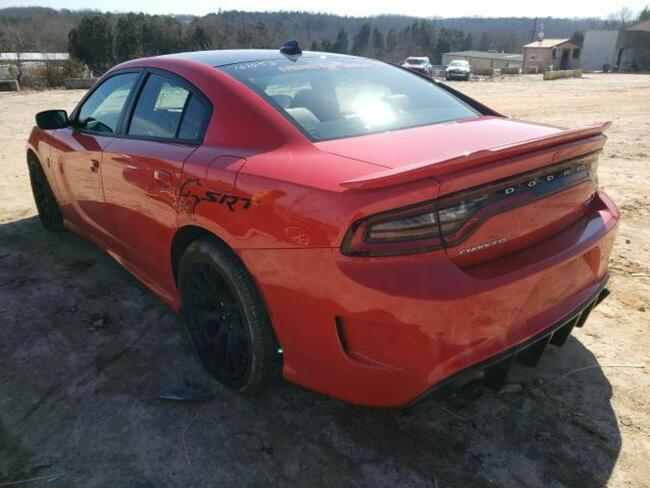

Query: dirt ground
[{"left": 0, "top": 74, "right": 648, "bottom": 488}]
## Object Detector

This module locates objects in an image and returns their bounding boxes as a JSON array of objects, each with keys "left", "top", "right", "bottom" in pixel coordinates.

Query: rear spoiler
[{"left": 340, "top": 121, "right": 611, "bottom": 190}]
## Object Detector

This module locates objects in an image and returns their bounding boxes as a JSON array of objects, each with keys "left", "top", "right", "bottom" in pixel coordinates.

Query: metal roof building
[
  {"left": 581, "top": 20, "right": 650, "bottom": 72},
  {"left": 522, "top": 39, "right": 573, "bottom": 49},
  {"left": 441, "top": 50, "right": 523, "bottom": 70},
  {"left": 522, "top": 38, "right": 581, "bottom": 73},
  {"left": 0, "top": 53, "right": 69, "bottom": 62}
]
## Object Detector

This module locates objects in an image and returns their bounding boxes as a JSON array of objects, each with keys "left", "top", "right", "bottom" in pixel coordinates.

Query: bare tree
[
  {"left": 1, "top": 17, "right": 25, "bottom": 83},
  {"left": 608, "top": 6, "right": 635, "bottom": 29}
]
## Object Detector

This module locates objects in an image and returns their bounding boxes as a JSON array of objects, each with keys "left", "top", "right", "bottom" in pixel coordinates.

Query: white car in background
[
  {"left": 401, "top": 56, "right": 433, "bottom": 76},
  {"left": 446, "top": 59, "right": 471, "bottom": 81}
]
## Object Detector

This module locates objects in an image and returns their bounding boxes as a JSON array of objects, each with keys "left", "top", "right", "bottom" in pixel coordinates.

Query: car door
[
  {"left": 101, "top": 70, "right": 212, "bottom": 294},
  {"left": 51, "top": 71, "right": 141, "bottom": 246}
]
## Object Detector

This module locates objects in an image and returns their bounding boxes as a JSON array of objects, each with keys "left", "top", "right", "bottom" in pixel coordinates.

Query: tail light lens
[
  {"left": 341, "top": 151, "right": 600, "bottom": 257},
  {"left": 366, "top": 212, "right": 439, "bottom": 241}
]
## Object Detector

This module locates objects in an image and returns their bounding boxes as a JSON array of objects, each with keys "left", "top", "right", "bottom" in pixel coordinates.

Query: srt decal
[
  {"left": 458, "top": 238, "right": 506, "bottom": 256},
  {"left": 180, "top": 178, "right": 259, "bottom": 215}
]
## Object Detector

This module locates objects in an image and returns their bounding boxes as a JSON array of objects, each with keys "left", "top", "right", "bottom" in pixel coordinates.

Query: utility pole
[{"left": 530, "top": 17, "right": 538, "bottom": 42}]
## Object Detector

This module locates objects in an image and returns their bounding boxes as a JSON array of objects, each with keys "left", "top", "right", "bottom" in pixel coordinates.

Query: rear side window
[
  {"left": 128, "top": 73, "right": 210, "bottom": 141},
  {"left": 178, "top": 95, "right": 210, "bottom": 141},
  {"left": 129, "top": 74, "right": 190, "bottom": 139},
  {"left": 77, "top": 72, "right": 139, "bottom": 134}
]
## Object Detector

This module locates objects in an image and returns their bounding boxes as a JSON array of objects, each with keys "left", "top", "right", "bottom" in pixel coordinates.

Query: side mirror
[{"left": 35, "top": 110, "right": 69, "bottom": 130}]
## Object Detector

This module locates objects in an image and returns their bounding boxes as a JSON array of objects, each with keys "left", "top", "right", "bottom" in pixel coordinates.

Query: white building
[
  {"left": 0, "top": 53, "right": 70, "bottom": 62},
  {"left": 0, "top": 52, "right": 71, "bottom": 84},
  {"left": 581, "top": 31, "right": 619, "bottom": 71},
  {"left": 581, "top": 21, "right": 650, "bottom": 72}
]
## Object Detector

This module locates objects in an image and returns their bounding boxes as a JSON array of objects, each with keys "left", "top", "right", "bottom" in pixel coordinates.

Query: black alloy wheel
[{"left": 178, "top": 239, "right": 281, "bottom": 393}]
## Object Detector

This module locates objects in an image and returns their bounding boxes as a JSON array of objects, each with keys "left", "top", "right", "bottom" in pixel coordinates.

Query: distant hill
[{"left": 0, "top": 7, "right": 610, "bottom": 67}]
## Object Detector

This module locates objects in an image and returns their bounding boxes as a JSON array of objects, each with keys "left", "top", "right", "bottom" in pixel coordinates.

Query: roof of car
[{"left": 159, "top": 49, "right": 355, "bottom": 67}]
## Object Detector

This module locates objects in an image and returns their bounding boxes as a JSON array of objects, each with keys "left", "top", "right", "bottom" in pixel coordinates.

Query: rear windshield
[{"left": 219, "top": 56, "right": 478, "bottom": 141}]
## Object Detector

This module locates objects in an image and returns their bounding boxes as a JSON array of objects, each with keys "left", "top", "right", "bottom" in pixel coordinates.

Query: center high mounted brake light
[{"left": 341, "top": 152, "right": 600, "bottom": 257}]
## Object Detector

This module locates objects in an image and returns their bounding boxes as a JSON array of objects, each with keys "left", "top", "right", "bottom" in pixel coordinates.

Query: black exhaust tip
[{"left": 596, "top": 288, "right": 610, "bottom": 306}]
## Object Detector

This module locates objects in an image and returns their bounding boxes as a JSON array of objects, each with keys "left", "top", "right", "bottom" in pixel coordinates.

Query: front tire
[
  {"left": 28, "top": 155, "right": 64, "bottom": 231},
  {"left": 178, "top": 238, "right": 282, "bottom": 394}
]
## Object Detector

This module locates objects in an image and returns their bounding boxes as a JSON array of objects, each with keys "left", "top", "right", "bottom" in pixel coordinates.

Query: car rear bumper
[
  {"left": 406, "top": 67, "right": 429, "bottom": 75},
  {"left": 447, "top": 71, "right": 470, "bottom": 78},
  {"left": 405, "top": 281, "right": 610, "bottom": 407},
  {"left": 240, "top": 190, "right": 619, "bottom": 407}
]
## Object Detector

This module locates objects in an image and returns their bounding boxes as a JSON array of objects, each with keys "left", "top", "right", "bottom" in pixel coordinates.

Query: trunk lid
[
  {"left": 320, "top": 116, "right": 609, "bottom": 265},
  {"left": 316, "top": 116, "right": 564, "bottom": 170}
]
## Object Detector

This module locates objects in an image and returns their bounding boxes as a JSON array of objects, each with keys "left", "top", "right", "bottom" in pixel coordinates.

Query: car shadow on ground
[{"left": 0, "top": 216, "right": 621, "bottom": 487}]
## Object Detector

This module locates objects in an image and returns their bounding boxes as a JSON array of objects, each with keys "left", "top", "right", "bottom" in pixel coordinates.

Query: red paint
[{"left": 27, "top": 52, "right": 619, "bottom": 407}]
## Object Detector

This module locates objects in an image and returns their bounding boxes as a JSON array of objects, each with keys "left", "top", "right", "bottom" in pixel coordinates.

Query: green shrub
[{"left": 45, "top": 58, "right": 86, "bottom": 87}]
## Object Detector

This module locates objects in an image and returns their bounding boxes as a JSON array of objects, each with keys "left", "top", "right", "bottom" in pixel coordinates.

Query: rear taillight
[{"left": 341, "top": 151, "right": 600, "bottom": 257}]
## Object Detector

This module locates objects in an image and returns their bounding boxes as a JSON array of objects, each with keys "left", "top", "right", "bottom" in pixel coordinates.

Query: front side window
[
  {"left": 128, "top": 74, "right": 191, "bottom": 139},
  {"left": 77, "top": 72, "right": 139, "bottom": 134},
  {"left": 220, "top": 56, "right": 478, "bottom": 141}
]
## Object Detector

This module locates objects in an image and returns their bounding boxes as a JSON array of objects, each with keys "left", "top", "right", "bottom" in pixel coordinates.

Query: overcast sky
[{"left": 0, "top": 0, "right": 646, "bottom": 18}]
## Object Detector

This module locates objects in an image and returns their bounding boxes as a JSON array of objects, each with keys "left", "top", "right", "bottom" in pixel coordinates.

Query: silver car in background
[
  {"left": 401, "top": 56, "right": 433, "bottom": 76},
  {"left": 446, "top": 59, "right": 471, "bottom": 81}
]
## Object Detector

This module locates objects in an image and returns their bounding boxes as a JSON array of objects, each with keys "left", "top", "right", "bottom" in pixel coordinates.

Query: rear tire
[
  {"left": 178, "top": 238, "right": 282, "bottom": 394},
  {"left": 28, "top": 155, "right": 64, "bottom": 231}
]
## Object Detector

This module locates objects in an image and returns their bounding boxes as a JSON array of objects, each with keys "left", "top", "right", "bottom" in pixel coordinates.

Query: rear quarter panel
[{"left": 179, "top": 144, "right": 442, "bottom": 251}]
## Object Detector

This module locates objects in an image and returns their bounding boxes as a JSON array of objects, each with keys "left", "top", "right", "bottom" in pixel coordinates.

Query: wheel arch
[
  {"left": 172, "top": 225, "right": 221, "bottom": 284},
  {"left": 171, "top": 224, "right": 252, "bottom": 288},
  {"left": 170, "top": 223, "right": 285, "bottom": 356},
  {"left": 26, "top": 147, "right": 40, "bottom": 166},
  {"left": 26, "top": 145, "right": 63, "bottom": 204}
]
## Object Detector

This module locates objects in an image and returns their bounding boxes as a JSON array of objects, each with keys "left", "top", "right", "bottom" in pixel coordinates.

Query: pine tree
[
  {"left": 186, "top": 23, "right": 211, "bottom": 51},
  {"left": 570, "top": 30, "right": 584, "bottom": 45},
  {"left": 321, "top": 38, "right": 333, "bottom": 52},
  {"left": 478, "top": 31, "right": 491, "bottom": 51},
  {"left": 462, "top": 33, "right": 473, "bottom": 51},
  {"left": 115, "top": 13, "right": 144, "bottom": 61},
  {"left": 372, "top": 27, "right": 385, "bottom": 54},
  {"left": 386, "top": 28, "right": 398, "bottom": 53},
  {"left": 68, "top": 15, "right": 113, "bottom": 69},
  {"left": 435, "top": 29, "right": 451, "bottom": 63},
  {"left": 352, "top": 22, "right": 371, "bottom": 55},
  {"left": 332, "top": 28, "right": 349, "bottom": 53}
]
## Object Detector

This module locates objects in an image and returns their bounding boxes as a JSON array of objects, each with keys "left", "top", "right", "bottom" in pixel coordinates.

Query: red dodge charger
[{"left": 27, "top": 46, "right": 619, "bottom": 407}]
